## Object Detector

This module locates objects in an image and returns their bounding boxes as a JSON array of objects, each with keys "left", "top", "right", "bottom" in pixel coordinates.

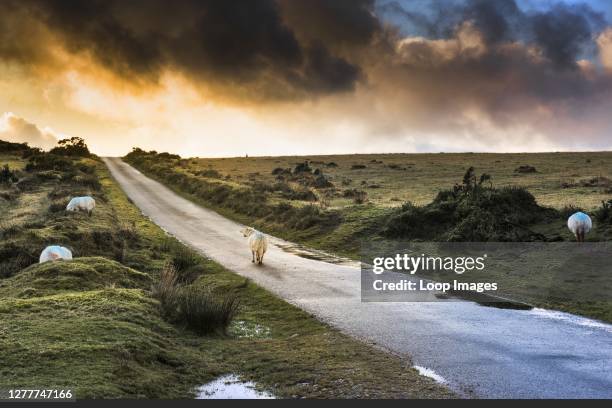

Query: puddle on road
[
  {"left": 413, "top": 366, "right": 448, "bottom": 384},
  {"left": 530, "top": 308, "right": 612, "bottom": 333},
  {"left": 275, "top": 242, "right": 359, "bottom": 267},
  {"left": 196, "top": 375, "right": 275, "bottom": 399},
  {"left": 435, "top": 290, "right": 533, "bottom": 310}
]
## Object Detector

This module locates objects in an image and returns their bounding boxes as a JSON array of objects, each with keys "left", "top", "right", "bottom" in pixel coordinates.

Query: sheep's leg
[{"left": 252, "top": 250, "right": 255, "bottom": 263}]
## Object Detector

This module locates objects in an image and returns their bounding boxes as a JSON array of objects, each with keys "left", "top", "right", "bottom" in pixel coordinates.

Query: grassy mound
[
  {"left": 384, "top": 169, "right": 556, "bottom": 241},
  {"left": 0, "top": 257, "right": 152, "bottom": 298},
  {"left": 0, "top": 289, "right": 205, "bottom": 398}
]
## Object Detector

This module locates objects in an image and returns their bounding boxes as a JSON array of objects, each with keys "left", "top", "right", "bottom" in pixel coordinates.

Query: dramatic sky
[{"left": 1, "top": 0, "right": 612, "bottom": 156}]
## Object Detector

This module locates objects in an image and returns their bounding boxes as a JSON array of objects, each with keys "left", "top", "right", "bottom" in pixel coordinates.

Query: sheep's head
[{"left": 241, "top": 227, "right": 254, "bottom": 237}]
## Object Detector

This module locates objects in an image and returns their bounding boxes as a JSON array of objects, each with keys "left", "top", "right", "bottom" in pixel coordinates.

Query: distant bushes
[
  {"left": 594, "top": 200, "right": 612, "bottom": 224},
  {"left": 26, "top": 154, "right": 75, "bottom": 172},
  {"left": 0, "top": 164, "right": 18, "bottom": 184},
  {"left": 125, "top": 149, "right": 342, "bottom": 233},
  {"left": 515, "top": 165, "right": 537, "bottom": 174},
  {"left": 343, "top": 189, "right": 368, "bottom": 204},
  {"left": 0, "top": 140, "right": 34, "bottom": 154},
  {"left": 293, "top": 162, "right": 312, "bottom": 174},
  {"left": 49, "top": 137, "right": 91, "bottom": 157}
]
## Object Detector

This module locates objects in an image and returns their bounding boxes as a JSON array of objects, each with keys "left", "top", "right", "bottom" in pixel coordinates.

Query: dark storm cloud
[
  {"left": 530, "top": 3, "right": 606, "bottom": 68},
  {"left": 0, "top": 0, "right": 611, "bottom": 114},
  {"left": 278, "top": 0, "right": 380, "bottom": 47},
  {"left": 0, "top": 0, "right": 366, "bottom": 99}
]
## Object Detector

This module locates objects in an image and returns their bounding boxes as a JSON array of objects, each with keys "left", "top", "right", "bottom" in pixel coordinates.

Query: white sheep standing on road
[
  {"left": 567, "top": 211, "right": 592, "bottom": 242},
  {"left": 66, "top": 196, "right": 96, "bottom": 215},
  {"left": 241, "top": 227, "right": 268, "bottom": 265},
  {"left": 39, "top": 245, "right": 73, "bottom": 263}
]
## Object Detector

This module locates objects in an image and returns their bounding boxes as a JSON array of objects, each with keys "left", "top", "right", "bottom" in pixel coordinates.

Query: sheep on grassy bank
[
  {"left": 567, "top": 212, "right": 592, "bottom": 242},
  {"left": 39, "top": 246, "right": 72, "bottom": 263},
  {"left": 66, "top": 196, "right": 96, "bottom": 215},
  {"left": 241, "top": 227, "right": 268, "bottom": 265}
]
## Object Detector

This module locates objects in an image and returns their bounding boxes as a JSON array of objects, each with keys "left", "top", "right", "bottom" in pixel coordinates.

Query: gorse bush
[
  {"left": 383, "top": 169, "right": 553, "bottom": 241},
  {"left": 26, "top": 154, "right": 75, "bottom": 172},
  {"left": 594, "top": 200, "right": 612, "bottom": 224},
  {"left": 0, "top": 164, "right": 18, "bottom": 184}
]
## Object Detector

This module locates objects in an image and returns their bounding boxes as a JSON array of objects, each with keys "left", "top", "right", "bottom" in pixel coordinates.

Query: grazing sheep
[
  {"left": 567, "top": 212, "right": 592, "bottom": 242},
  {"left": 39, "top": 245, "right": 72, "bottom": 263},
  {"left": 241, "top": 227, "right": 268, "bottom": 265},
  {"left": 66, "top": 196, "right": 96, "bottom": 215}
]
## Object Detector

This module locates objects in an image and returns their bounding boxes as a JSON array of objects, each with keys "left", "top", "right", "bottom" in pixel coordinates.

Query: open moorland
[
  {"left": 0, "top": 139, "right": 451, "bottom": 399},
  {"left": 124, "top": 149, "right": 612, "bottom": 322}
]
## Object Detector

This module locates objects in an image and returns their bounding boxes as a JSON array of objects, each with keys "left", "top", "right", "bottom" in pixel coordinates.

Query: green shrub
[
  {"left": 383, "top": 170, "right": 553, "bottom": 241},
  {"left": 74, "top": 174, "right": 102, "bottom": 191},
  {"left": 196, "top": 169, "right": 221, "bottom": 178},
  {"left": 594, "top": 200, "right": 612, "bottom": 224},
  {"left": 26, "top": 154, "right": 74, "bottom": 172},
  {"left": 49, "top": 137, "right": 91, "bottom": 157},
  {"left": 293, "top": 162, "right": 312, "bottom": 174},
  {"left": 0, "top": 164, "right": 18, "bottom": 184}
]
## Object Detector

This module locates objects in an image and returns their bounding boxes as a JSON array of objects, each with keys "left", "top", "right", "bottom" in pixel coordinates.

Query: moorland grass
[
  {"left": 124, "top": 149, "right": 612, "bottom": 322},
  {"left": 0, "top": 141, "right": 452, "bottom": 398}
]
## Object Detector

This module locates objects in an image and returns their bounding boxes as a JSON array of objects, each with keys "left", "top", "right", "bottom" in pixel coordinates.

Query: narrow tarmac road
[{"left": 104, "top": 157, "right": 612, "bottom": 399}]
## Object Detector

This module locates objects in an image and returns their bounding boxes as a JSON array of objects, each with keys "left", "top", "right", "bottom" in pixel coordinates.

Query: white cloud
[
  {"left": 0, "top": 112, "right": 60, "bottom": 150},
  {"left": 597, "top": 28, "right": 612, "bottom": 71}
]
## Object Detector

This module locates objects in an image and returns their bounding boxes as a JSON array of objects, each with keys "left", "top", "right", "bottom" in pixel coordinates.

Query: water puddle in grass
[
  {"left": 275, "top": 241, "right": 360, "bottom": 267},
  {"left": 229, "top": 320, "right": 271, "bottom": 338},
  {"left": 413, "top": 366, "right": 448, "bottom": 384},
  {"left": 196, "top": 375, "right": 275, "bottom": 399}
]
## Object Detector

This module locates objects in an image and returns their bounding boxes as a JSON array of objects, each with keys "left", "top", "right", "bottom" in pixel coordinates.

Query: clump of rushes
[
  {"left": 171, "top": 244, "right": 200, "bottom": 274},
  {"left": 152, "top": 262, "right": 180, "bottom": 317},
  {"left": 152, "top": 262, "right": 239, "bottom": 334},
  {"left": 175, "top": 286, "right": 240, "bottom": 335}
]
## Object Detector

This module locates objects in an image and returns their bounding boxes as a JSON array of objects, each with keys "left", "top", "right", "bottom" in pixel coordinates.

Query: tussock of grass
[
  {"left": 173, "top": 286, "right": 239, "bottom": 335},
  {"left": 152, "top": 263, "right": 239, "bottom": 335}
]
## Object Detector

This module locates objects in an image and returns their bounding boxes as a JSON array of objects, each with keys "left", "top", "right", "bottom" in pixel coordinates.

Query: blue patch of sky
[{"left": 374, "top": 0, "right": 610, "bottom": 63}]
